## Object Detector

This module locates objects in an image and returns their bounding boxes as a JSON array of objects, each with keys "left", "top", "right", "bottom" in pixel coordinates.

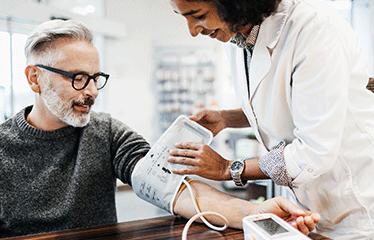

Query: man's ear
[{"left": 25, "top": 65, "right": 41, "bottom": 93}]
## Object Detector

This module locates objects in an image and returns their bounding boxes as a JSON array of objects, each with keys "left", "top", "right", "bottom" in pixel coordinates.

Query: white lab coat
[{"left": 225, "top": 0, "right": 374, "bottom": 238}]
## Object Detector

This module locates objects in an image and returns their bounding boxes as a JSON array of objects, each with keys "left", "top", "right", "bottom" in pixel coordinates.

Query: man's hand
[
  {"left": 174, "top": 181, "right": 320, "bottom": 236},
  {"left": 254, "top": 196, "right": 321, "bottom": 235}
]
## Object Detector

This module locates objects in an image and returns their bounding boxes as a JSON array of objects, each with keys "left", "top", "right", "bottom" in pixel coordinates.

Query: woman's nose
[{"left": 187, "top": 20, "right": 204, "bottom": 37}]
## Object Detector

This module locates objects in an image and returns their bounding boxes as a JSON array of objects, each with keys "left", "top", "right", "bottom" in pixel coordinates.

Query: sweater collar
[{"left": 15, "top": 106, "right": 78, "bottom": 140}]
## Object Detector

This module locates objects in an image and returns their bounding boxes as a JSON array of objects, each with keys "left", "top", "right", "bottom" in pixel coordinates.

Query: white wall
[
  {"left": 103, "top": 0, "right": 222, "bottom": 143},
  {"left": 1, "top": 0, "right": 373, "bottom": 142},
  {"left": 0, "top": 0, "right": 224, "bottom": 143},
  {"left": 103, "top": 0, "right": 374, "bottom": 144}
]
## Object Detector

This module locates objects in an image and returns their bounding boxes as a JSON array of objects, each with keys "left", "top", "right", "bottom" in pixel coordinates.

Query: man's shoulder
[
  {"left": 90, "top": 111, "right": 111, "bottom": 122},
  {"left": 88, "top": 111, "right": 128, "bottom": 132},
  {"left": 86, "top": 111, "right": 113, "bottom": 130},
  {"left": 0, "top": 116, "right": 20, "bottom": 149},
  {"left": 0, "top": 116, "right": 16, "bottom": 134}
]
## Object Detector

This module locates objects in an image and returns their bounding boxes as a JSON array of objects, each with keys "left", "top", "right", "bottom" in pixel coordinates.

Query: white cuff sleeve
[{"left": 283, "top": 144, "right": 303, "bottom": 179}]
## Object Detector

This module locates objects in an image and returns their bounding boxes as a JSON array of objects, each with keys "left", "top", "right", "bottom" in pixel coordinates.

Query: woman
[{"left": 167, "top": 0, "right": 374, "bottom": 238}]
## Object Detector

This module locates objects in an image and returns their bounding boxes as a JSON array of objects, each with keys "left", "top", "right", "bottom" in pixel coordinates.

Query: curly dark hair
[{"left": 185, "top": 0, "right": 281, "bottom": 32}]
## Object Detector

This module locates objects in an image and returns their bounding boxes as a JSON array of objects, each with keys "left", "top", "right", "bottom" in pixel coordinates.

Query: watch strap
[{"left": 233, "top": 177, "right": 247, "bottom": 187}]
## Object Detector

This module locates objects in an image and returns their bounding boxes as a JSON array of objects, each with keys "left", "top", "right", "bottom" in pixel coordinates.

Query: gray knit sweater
[{"left": 0, "top": 106, "right": 150, "bottom": 238}]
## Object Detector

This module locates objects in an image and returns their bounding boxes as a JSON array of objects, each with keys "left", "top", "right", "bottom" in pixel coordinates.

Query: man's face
[
  {"left": 169, "top": 0, "right": 236, "bottom": 43},
  {"left": 38, "top": 39, "right": 100, "bottom": 127}
]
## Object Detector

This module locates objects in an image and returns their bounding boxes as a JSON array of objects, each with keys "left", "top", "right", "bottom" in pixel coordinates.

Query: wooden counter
[{"left": 9, "top": 215, "right": 331, "bottom": 240}]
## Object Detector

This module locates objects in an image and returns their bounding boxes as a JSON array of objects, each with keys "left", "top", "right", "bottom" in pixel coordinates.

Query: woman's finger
[
  {"left": 168, "top": 156, "right": 198, "bottom": 166},
  {"left": 174, "top": 142, "right": 202, "bottom": 150}
]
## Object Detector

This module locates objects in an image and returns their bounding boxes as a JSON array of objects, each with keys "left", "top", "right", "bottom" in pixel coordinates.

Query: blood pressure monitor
[{"left": 243, "top": 213, "right": 311, "bottom": 240}]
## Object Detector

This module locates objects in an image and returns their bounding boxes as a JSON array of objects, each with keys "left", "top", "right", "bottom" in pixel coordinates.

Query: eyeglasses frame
[{"left": 34, "top": 64, "right": 109, "bottom": 90}]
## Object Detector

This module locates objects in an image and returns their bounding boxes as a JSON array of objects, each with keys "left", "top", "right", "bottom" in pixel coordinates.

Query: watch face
[{"left": 231, "top": 161, "right": 243, "bottom": 171}]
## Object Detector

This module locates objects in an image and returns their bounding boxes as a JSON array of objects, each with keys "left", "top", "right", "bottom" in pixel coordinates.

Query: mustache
[{"left": 72, "top": 97, "right": 95, "bottom": 107}]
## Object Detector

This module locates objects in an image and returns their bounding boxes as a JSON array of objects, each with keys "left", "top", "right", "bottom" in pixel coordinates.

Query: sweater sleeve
[{"left": 110, "top": 118, "right": 150, "bottom": 186}]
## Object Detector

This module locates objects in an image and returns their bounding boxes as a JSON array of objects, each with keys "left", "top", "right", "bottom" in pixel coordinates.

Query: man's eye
[{"left": 74, "top": 75, "right": 87, "bottom": 81}]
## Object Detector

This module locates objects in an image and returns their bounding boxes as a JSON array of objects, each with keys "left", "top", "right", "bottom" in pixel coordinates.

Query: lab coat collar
[
  {"left": 262, "top": 0, "right": 293, "bottom": 50},
  {"left": 248, "top": 0, "right": 293, "bottom": 99}
]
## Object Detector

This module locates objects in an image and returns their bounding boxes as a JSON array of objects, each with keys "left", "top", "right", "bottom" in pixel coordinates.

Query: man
[
  {"left": 168, "top": 0, "right": 374, "bottom": 239},
  {"left": 0, "top": 19, "right": 319, "bottom": 238}
]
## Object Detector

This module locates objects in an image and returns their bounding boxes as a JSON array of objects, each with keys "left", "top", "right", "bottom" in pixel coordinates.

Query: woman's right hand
[
  {"left": 189, "top": 109, "right": 226, "bottom": 136},
  {"left": 189, "top": 108, "right": 250, "bottom": 136}
]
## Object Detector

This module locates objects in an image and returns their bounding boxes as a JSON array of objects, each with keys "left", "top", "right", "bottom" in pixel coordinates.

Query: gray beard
[{"left": 40, "top": 79, "right": 91, "bottom": 128}]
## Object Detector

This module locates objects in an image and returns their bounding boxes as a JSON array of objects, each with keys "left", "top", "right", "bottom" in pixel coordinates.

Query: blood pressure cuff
[
  {"left": 131, "top": 115, "right": 213, "bottom": 214},
  {"left": 131, "top": 157, "right": 187, "bottom": 214}
]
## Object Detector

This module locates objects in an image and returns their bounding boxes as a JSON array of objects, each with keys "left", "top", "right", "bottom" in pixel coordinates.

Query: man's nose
[{"left": 82, "top": 79, "right": 99, "bottom": 98}]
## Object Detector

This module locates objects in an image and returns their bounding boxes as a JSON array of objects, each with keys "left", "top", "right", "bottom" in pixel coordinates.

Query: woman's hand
[
  {"left": 189, "top": 109, "right": 227, "bottom": 137},
  {"left": 168, "top": 142, "right": 231, "bottom": 181},
  {"left": 255, "top": 196, "right": 321, "bottom": 236},
  {"left": 189, "top": 108, "right": 250, "bottom": 136}
]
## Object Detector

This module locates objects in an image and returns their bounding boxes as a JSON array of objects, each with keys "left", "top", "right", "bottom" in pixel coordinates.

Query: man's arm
[{"left": 173, "top": 180, "right": 320, "bottom": 235}]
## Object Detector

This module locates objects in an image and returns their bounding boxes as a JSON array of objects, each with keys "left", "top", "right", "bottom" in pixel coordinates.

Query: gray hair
[{"left": 25, "top": 19, "right": 94, "bottom": 65}]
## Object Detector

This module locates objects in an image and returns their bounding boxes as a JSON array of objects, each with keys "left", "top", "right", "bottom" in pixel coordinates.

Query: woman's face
[{"left": 169, "top": 0, "right": 238, "bottom": 42}]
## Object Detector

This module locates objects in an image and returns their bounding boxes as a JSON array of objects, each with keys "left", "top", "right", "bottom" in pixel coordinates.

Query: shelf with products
[{"left": 153, "top": 47, "right": 218, "bottom": 139}]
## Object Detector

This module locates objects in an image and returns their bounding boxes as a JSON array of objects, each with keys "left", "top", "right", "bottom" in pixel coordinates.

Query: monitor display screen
[{"left": 254, "top": 218, "right": 289, "bottom": 236}]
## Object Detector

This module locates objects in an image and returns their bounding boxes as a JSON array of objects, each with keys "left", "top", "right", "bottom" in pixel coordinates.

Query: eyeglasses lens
[{"left": 73, "top": 74, "right": 107, "bottom": 90}]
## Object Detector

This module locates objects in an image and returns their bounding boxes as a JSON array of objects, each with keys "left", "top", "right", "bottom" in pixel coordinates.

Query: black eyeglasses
[{"left": 35, "top": 64, "right": 109, "bottom": 90}]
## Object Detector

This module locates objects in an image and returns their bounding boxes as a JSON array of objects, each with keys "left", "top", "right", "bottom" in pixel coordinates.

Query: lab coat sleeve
[{"left": 283, "top": 18, "right": 358, "bottom": 186}]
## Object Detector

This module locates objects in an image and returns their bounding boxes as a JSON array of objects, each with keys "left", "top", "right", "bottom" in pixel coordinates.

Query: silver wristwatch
[{"left": 229, "top": 158, "right": 248, "bottom": 187}]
